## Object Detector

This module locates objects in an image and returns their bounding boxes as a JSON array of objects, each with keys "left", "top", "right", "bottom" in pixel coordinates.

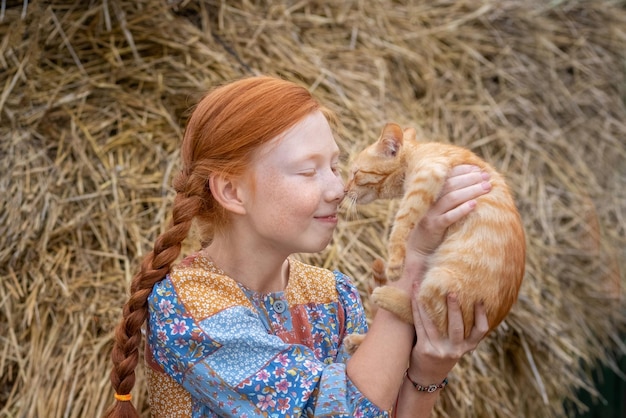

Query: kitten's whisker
[{"left": 340, "top": 196, "right": 359, "bottom": 220}]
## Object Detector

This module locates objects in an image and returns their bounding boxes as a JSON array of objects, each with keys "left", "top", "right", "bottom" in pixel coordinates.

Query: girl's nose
[{"left": 326, "top": 174, "right": 345, "bottom": 202}]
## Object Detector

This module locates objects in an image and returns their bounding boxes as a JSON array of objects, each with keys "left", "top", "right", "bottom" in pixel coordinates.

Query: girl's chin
[{"left": 299, "top": 238, "right": 334, "bottom": 254}]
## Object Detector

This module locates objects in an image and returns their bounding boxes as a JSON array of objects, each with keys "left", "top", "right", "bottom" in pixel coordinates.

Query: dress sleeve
[
  {"left": 333, "top": 270, "right": 369, "bottom": 361},
  {"left": 147, "top": 273, "right": 390, "bottom": 417}
]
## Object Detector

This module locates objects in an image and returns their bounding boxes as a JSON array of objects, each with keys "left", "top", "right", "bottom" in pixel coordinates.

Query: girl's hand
[
  {"left": 395, "top": 165, "right": 491, "bottom": 294},
  {"left": 405, "top": 165, "right": 491, "bottom": 259},
  {"left": 408, "top": 291, "right": 489, "bottom": 385},
  {"left": 402, "top": 164, "right": 491, "bottom": 382}
]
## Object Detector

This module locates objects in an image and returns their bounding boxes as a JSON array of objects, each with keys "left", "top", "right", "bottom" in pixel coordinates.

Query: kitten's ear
[
  {"left": 377, "top": 123, "right": 404, "bottom": 157},
  {"left": 403, "top": 127, "right": 417, "bottom": 142}
]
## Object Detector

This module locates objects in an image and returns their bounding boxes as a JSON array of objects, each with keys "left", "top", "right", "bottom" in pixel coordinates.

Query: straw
[{"left": 1, "top": 1, "right": 624, "bottom": 416}]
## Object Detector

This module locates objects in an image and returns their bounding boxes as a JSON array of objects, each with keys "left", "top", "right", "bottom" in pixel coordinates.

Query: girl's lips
[{"left": 315, "top": 214, "right": 338, "bottom": 222}]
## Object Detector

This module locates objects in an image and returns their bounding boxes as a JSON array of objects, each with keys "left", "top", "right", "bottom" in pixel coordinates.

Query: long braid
[{"left": 105, "top": 171, "right": 206, "bottom": 418}]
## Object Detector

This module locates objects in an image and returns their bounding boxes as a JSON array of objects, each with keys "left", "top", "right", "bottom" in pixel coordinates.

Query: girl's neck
[{"left": 200, "top": 243, "right": 290, "bottom": 294}]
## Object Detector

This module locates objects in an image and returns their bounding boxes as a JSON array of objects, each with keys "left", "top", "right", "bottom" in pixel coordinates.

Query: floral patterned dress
[{"left": 145, "top": 253, "right": 390, "bottom": 417}]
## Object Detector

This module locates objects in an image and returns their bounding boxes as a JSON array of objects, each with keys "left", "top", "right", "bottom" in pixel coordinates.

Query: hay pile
[{"left": 1, "top": 0, "right": 625, "bottom": 417}]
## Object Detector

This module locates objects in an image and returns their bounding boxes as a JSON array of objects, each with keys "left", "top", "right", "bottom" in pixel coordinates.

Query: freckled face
[{"left": 239, "top": 111, "right": 345, "bottom": 255}]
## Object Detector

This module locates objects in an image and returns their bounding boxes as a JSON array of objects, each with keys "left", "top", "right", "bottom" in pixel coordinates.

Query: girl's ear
[{"left": 208, "top": 173, "right": 247, "bottom": 215}]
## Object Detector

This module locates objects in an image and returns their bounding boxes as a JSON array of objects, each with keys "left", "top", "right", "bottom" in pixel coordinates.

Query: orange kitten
[{"left": 345, "top": 123, "right": 525, "bottom": 337}]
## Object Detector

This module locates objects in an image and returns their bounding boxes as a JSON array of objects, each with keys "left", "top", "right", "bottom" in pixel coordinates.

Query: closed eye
[
  {"left": 299, "top": 169, "right": 317, "bottom": 177},
  {"left": 354, "top": 170, "right": 385, "bottom": 186}
]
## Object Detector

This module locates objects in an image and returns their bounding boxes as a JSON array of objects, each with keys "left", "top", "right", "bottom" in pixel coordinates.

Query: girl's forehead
[{"left": 254, "top": 111, "right": 339, "bottom": 161}]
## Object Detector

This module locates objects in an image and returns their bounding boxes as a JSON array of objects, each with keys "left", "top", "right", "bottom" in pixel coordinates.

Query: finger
[
  {"left": 447, "top": 164, "right": 482, "bottom": 177},
  {"left": 468, "top": 301, "right": 489, "bottom": 342},
  {"left": 439, "top": 168, "right": 490, "bottom": 197},
  {"left": 433, "top": 179, "right": 492, "bottom": 215},
  {"left": 415, "top": 292, "right": 445, "bottom": 344},
  {"left": 412, "top": 282, "right": 428, "bottom": 342},
  {"left": 431, "top": 199, "right": 476, "bottom": 230},
  {"left": 412, "top": 282, "right": 440, "bottom": 344},
  {"left": 446, "top": 293, "right": 465, "bottom": 343}
]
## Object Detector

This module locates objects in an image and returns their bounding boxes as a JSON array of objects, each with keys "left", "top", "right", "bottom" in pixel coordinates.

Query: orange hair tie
[{"left": 114, "top": 393, "right": 132, "bottom": 402}]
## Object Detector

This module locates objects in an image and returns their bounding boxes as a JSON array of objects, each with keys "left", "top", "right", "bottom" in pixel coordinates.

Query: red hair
[{"left": 104, "top": 76, "right": 330, "bottom": 417}]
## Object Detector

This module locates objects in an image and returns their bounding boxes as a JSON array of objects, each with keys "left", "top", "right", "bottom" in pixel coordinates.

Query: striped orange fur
[{"left": 345, "top": 123, "right": 525, "bottom": 337}]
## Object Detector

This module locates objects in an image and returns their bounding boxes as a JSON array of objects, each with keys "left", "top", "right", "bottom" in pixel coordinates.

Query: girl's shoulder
[
  {"left": 162, "top": 252, "right": 256, "bottom": 318},
  {"left": 287, "top": 258, "right": 362, "bottom": 307}
]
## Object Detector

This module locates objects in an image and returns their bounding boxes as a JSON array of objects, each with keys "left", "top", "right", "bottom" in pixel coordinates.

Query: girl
[{"left": 105, "top": 76, "right": 490, "bottom": 417}]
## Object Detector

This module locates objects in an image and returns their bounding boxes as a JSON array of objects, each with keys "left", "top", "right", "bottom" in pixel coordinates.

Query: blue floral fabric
[{"left": 145, "top": 253, "right": 390, "bottom": 417}]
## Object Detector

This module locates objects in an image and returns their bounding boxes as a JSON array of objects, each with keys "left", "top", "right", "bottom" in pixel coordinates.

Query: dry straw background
[{"left": 1, "top": 0, "right": 625, "bottom": 417}]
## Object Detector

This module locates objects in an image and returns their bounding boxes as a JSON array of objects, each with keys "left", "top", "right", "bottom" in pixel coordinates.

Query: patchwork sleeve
[
  {"left": 331, "top": 271, "right": 392, "bottom": 414},
  {"left": 147, "top": 274, "right": 390, "bottom": 417},
  {"left": 334, "top": 270, "right": 370, "bottom": 346}
]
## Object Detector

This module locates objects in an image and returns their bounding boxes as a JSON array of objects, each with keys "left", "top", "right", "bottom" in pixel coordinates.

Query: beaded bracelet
[{"left": 405, "top": 371, "right": 448, "bottom": 393}]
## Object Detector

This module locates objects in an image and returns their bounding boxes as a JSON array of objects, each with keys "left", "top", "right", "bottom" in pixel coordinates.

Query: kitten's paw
[
  {"left": 385, "top": 263, "right": 403, "bottom": 282},
  {"left": 343, "top": 333, "right": 366, "bottom": 355},
  {"left": 371, "top": 286, "right": 414, "bottom": 324}
]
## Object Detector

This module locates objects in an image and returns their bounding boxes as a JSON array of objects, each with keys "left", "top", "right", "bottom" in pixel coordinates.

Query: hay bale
[{"left": 1, "top": 1, "right": 624, "bottom": 417}]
